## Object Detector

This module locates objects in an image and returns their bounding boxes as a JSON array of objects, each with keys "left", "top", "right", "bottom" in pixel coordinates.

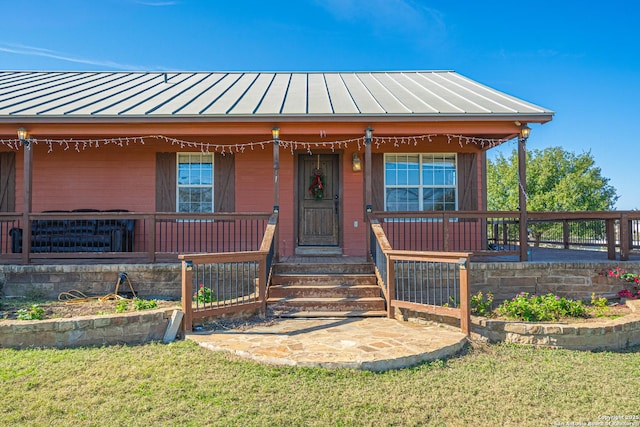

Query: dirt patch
[{"left": 0, "top": 298, "right": 180, "bottom": 321}]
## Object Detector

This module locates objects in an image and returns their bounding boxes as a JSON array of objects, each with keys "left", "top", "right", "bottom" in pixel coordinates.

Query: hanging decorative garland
[
  {"left": 0, "top": 133, "right": 512, "bottom": 154},
  {"left": 308, "top": 169, "right": 325, "bottom": 201}
]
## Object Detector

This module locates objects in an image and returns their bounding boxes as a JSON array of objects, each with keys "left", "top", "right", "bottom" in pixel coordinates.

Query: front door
[{"left": 298, "top": 154, "right": 340, "bottom": 246}]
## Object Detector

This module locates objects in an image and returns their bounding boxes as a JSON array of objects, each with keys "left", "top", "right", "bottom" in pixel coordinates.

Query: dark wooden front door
[{"left": 298, "top": 154, "right": 340, "bottom": 246}]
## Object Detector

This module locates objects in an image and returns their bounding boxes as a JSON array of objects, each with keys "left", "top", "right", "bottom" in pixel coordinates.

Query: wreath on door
[{"left": 308, "top": 169, "right": 325, "bottom": 201}]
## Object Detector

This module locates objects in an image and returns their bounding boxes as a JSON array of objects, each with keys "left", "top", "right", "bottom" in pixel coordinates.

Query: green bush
[
  {"left": 114, "top": 298, "right": 158, "bottom": 313},
  {"left": 16, "top": 304, "right": 45, "bottom": 320},
  {"left": 496, "top": 292, "right": 586, "bottom": 322},
  {"left": 193, "top": 284, "right": 215, "bottom": 304},
  {"left": 470, "top": 291, "right": 494, "bottom": 317},
  {"left": 115, "top": 299, "right": 129, "bottom": 313},
  {"left": 132, "top": 298, "right": 158, "bottom": 311}
]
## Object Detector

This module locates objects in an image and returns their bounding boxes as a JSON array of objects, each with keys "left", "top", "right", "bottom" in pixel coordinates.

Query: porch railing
[
  {"left": 0, "top": 211, "right": 272, "bottom": 264},
  {"left": 179, "top": 212, "right": 278, "bottom": 332},
  {"left": 370, "top": 217, "right": 471, "bottom": 335},
  {"left": 370, "top": 210, "right": 640, "bottom": 261}
]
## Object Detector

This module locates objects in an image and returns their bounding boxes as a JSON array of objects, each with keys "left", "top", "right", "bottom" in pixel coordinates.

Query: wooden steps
[{"left": 268, "top": 258, "right": 386, "bottom": 318}]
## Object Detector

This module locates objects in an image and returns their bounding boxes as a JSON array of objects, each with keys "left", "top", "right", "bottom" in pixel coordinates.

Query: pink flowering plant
[
  {"left": 193, "top": 284, "right": 215, "bottom": 304},
  {"left": 602, "top": 267, "right": 640, "bottom": 299}
]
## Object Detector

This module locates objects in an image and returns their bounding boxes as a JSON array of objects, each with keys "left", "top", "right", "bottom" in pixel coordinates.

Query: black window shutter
[
  {"left": 0, "top": 152, "right": 16, "bottom": 212},
  {"left": 214, "top": 153, "right": 235, "bottom": 212},
  {"left": 371, "top": 153, "right": 384, "bottom": 211},
  {"left": 156, "top": 152, "right": 176, "bottom": 212}
]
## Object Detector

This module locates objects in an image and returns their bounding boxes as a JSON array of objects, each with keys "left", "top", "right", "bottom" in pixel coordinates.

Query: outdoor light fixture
[
  {"left": 17, "top": 127, "right": 29, "bottom": 142},
  {"left": 364, "top": 126, "right": 373, "bottom": 142},
  {"left": 271, "top": 127, "right": 280, "bottom": 141},
  {"left": 17, "top": 127, "right": 31, "bottom": 148},
  {"left": 519, "top": 124, "right": 531, "bottom": 141},
  {"left": 352, "top": 152, "right": 362, "bottom": 172}
]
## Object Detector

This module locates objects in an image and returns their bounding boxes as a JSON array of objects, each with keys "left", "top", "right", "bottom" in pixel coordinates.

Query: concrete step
[
  {"left": 267, "top": 297, "right": 386, "bottom": 313},
  {"left": 268, "top": 284, "right": 381, "bottom": 299},
  {"left": 271, "top": 273, "right": 377, "bottom": 287},
  {"left": 273, "top": 310, "right": 388, "bottom": 318}
]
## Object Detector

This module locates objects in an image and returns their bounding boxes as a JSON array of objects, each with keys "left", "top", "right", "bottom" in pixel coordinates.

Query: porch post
[
  {"left": 364, "top": 127, "right": 373, "bottom": 212},
  {"left": 364, "top": 127, "right": 373, "bottom": 259},
  {"left": 517, "top": 125, "right": 530, "bottom": 262},
  {"left": 272, "top": 127, "right": 280, "bottom": 212},
  {"left": 21, "top": 137, "right": 33, "bottom": 264}
]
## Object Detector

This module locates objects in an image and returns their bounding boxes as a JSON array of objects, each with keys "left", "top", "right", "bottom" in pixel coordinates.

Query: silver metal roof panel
[
  {"left": 323, "top": 73, "right": 359, "bottom": 114},
  {"left": 0, "top": 70, "right": 553, "bottom": 120},
  {"left": 339, "top": 73, "right": 385, "bottom": 114},
  {"left": 307, "top": 73, "right": 333, "bottom": 114},
  {"left": 281, "top": 73, "right": 308, "bottom": 114},
  {"left": 254, "top": 73, "right": 290, "bottom": 115},
  {"left": 227, "top": 73, "right": 275, "bottom": 115}
]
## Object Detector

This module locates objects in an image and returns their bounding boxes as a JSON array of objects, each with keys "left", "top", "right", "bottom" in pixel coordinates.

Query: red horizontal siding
[{"left": 6, "top": 133, "right": 488, "bottom": 258}]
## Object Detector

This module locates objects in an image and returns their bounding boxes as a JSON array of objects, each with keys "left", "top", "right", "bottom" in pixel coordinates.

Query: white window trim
[
  {"left": 383, "top": 153, "right": 458, "bottom": 212},
  {"left": 176, "top": 152, "right": 215, "bottom": 213}
]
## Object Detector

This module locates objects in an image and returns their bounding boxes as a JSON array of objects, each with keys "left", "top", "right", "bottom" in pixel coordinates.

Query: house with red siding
[
  {"left": 0, "top": 70, "right": 553, "bottom": 261},
  {"left": 0, "top": 70, "right": 560, "bottom": 325}
]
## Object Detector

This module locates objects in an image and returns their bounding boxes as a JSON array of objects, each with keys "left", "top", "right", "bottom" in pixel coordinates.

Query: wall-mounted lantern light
[
  {"left": 17, "top": 127, "right": 29, "bottom": 145},
  {"left": 519, "top": 124, "right": 531, "bottom": 141},
  {"left": 271, "top": 127, "right": 280, "bottom": 142},
  {"left": 352, "top": 152, "right": 362, "bottom": 172}
]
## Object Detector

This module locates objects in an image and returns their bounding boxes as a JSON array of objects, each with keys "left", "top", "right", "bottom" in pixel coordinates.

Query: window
[
  {"left": 385, "top": 153, "right": 457, "bottom": 211},
  {"left": 177, "top": 153, "right": 213, "bottom": 213}
]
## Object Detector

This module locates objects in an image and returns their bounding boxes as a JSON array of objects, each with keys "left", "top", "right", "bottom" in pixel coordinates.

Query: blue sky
[{"left": 1, "top": 0, "right": 638, "bottom": 209}]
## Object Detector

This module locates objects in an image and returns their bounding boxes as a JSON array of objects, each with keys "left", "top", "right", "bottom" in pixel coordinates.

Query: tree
[
  {"left": 487, "top": 146, "right": 619, "bottom": 245},
  {"left": 487, "top": 146, "right": 618, "bottom": 211}
]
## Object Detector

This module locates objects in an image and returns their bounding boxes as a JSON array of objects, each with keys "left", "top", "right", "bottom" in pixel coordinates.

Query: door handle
[{"left": 334, "top": 195, "right": 339, "bottom": 215}]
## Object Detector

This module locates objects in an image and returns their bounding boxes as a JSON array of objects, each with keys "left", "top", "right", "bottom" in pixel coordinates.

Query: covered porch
[{"left": 5, "top": 70, "right": 636, "bottom": 337}]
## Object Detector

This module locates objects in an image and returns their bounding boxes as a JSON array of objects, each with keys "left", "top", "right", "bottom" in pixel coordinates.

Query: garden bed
[
  {"left": 471, "top": 299, "right": 640, "bottom": 350},
  {"left": 1, "top": 297, "right": 180, "bottom": 321}
]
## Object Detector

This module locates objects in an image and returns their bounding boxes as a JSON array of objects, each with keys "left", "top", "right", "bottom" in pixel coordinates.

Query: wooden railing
[
  {"left": 527, "top": 211, "right": 640, "bottom": 260},
  {"left": 179, "top": 212, "right": 278, "bottom": 332},
  {"left": 0, "top": 211, "right": 272, "bottom": 264},
  {"left": 370, "top": 210, "right": 640, "bottom": 261},
  {"left": 370, "top": 217, "right": 471, "bottom": 335}
]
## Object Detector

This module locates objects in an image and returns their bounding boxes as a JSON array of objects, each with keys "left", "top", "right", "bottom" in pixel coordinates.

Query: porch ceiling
[{"left": 0, "top": 71, "right": 553, "bottom": 123}]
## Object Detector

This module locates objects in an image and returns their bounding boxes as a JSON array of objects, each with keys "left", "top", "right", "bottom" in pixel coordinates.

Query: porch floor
[
  {"left": 278, "top": 248, "right": 640, "bottom": 265},
  {"left": 473, "top": 247, "right": 640, "bottom": 263},
  {"left": 186, "top": 317, "right": 467, "bottom": 371}
]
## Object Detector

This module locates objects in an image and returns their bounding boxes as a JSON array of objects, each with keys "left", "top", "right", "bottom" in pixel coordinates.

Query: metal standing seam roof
[{"left": 0, "top": 70, "right": 553, "bottom": 121}]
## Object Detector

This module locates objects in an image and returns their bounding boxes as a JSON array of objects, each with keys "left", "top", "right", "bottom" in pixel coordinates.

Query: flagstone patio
[{"left": 186, "top": 317, "right": 468, "bottom": 371}]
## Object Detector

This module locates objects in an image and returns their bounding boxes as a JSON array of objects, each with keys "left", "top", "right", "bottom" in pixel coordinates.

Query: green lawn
[{"left": 1, "top": 341, "right": 639, "bottom": 426}]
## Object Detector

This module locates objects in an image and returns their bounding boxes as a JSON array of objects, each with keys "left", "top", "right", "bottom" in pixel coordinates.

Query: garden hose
[
  {"left": 58, "top": 290, "right": 130, "bottom": 304},
  {"left": 57, "top": 272, "right": 136, "bottom": 304}
]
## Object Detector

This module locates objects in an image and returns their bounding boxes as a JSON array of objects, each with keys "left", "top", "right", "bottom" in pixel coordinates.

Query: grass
[{"left": 1, "top": 341, "right": 639, "bottom": 426}]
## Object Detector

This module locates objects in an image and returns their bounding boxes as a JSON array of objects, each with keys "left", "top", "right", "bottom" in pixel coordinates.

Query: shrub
[
  {"left": 603, "top": 267, "right": 640, "bottom": 299},
  {"left": 590, "top": 292, "right": 611, "bottom": 317},
  {"left": 496, "top": 292, "right": 586, "bottom": 322},
  {"left": 115, "top": 299, "right": 129, "bottom": 313},
  {"left": 132, "top": 298, "right": 158, "bottom": 311},
  {"left": 470, "top": 291, "right": 494, "bottom": 317},
  {"left": 16, "top": 304, "right": 45, "bottom": 320},
  {"left": 194, "top": 284, "right": 215, "bottom": 304}
]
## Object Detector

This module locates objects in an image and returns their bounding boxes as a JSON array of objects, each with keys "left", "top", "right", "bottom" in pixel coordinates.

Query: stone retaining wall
[
  {"left": 3, "top": 261, "right": 638, "bottom": 303},
  {"left": 469, "top": 261, "right": 640, "bottom": 303},
  {"left": 470, "top": 300, "right": 640, "bottom": 350},
  {"left": 1, "top": 264, "right": 182, "bottom": 300},
  {"left": 0, "top": 308, "right": 177, "bottom": 349}
]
